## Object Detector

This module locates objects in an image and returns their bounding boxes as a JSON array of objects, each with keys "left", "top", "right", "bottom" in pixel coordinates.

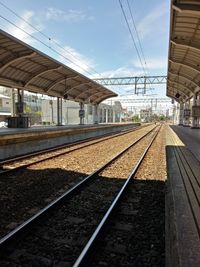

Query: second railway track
[
  {"left": 0, "top": 124, "right": 162, "bottom": 266},
  {"left": 0, "top": 124, "right": 148, "bottom": 175},
  {"left": 0, "top": 124, "right": 156, "bottom": 238}
]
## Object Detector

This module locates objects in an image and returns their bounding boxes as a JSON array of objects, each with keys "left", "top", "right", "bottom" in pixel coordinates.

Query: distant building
[
  {"left": 0, "top": 93, "right": 11, "bottom": 122},
  {"left": 0, "top": 86, "right": 123, "bottom": 126},
  {"left": 140, "top": 108, "right": 152, "bottom": 122},
  {"left": 42, "top": 99, "right": 123, "bottom": 125}
]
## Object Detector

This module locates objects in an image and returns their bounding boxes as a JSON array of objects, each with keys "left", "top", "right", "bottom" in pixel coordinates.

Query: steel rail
[
  {"left": 0, "top": 126, "right": 138, "bottom": 165},
  {"left": 0, "top": 125, "right": 157, "bottom": 250},
  {"left": 0, "top": 124, "right": 148, "bottom": 175},
  {"left": 73, "top": 125, "right": 161, "bottom": 267}
]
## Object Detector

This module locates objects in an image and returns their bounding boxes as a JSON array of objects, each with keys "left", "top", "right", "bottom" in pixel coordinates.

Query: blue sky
[{"left": 0, "top": 0, "right": 170, "bottom": 99}]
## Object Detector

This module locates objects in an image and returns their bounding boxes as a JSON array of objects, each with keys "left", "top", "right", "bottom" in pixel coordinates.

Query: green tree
[{"left": 132, "top": 114, "right": 140, "bottom": 122}]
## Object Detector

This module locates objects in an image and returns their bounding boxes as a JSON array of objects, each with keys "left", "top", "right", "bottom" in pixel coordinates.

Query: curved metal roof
[
  {"left": 167, "top": 0, "right": 200, "bottom": 102},
  {"left": 0, "top": 29, "right": 117, "bottom": 104}
]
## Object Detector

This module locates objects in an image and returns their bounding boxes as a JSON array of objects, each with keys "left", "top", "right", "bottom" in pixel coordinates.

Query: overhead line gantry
[{"left": 94, "top": 75, "right": 167, "bottom": 94}]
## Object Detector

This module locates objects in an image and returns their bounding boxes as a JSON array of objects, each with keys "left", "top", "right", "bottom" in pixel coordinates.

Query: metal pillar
[
  {"left": 60, "top": 98, "right": 63, "bottom": 124},
  {"left": 16, "top": 89, "right": 25, "bottom": 116},
  {"left": 57, "top": 97, "right": 62, "bottom": 126},
  {"left": 191, "top": 93, "right": 200, "bottom": 128},
  {"left": 113, "top": 109, "right": 116, "bottom": 123},
  {"left": 79, "top": 102, "right": 85, "bottom": 125},
  {"left": 105, "top": 108, "right": 108, "bottom": 123},
  {"left": 93, "top": 104, "right": 99, "bottom": 124},
  {"left": 183, "top": 101, "right": 190, "bottom": 127},
  {"left": 11, "top": 88, "right": 16, "bottom": 116},
  {"left": 179, "top": 103, "right": 184, "bottom": 125}
]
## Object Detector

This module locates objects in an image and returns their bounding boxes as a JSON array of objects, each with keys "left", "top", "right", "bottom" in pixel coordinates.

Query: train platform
[
  {"left": 170, "top": 125, "right": 200, "bottom": 162},
  {"left": 0, "top": 122, "right": 139, "bottom": 161},
  {"left": 166, "top": 125, "right": 200, "bottom": 267}
]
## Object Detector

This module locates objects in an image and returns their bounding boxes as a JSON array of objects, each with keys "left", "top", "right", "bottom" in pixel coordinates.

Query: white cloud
[
  {"left": 137, "top": 2, "right": 168, "bottom": 39},
  {"left": 132, "top": 57, "right": 167, "bottom": 70},
  {"left": 92, "top": 67, "right": 143, "bottom": 79},
  {"left": 45, "top": 8, "right": 94, "bottom": 22},
  {"left": 56, "top": 44, "right": 95, "bottom": 75},
  {"left": 5, "top": 10, "right": 43, "bottom": 44}
]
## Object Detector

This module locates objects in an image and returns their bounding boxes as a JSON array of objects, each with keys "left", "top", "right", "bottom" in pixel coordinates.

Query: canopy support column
[
  {"left": 16, "top": 89, "right": 25, "bottom": 116},
  {"left": 183, "top": 101, "right": 190, "bottom": 127},
  {"left": 57, "top": 97, "right": 63, "bottom": 126},
  {"left": 191, "top": 93, "right": 200, "bottom": 129},
  {"left": 11, "top": 88, "right": 15, "bottom": 116},
  {"left": 93, "top": 104, "right": 99, "bottom": 124},
  {"left": 79, "top": 102, "right": 85, "bottom": 125},
  {"left": 105, "top": 108, "right": 108, "bottom": 123},
  {"left": 179, "top": 103, "right": 184, "bottom": 125}
]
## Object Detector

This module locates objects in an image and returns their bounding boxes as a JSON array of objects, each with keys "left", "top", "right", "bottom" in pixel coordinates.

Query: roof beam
[
  {"left": 64, "top": 82, "right": 93, "bottom": 96},
  {"left": 0, "top": 52, "right": 37, "bottom": 73},
  {"left": 168, "top": 78, "right": 193, "bottom": 94},
  {"left": 95, "top": 94, "right": 114, "bottom": 104},
  {"left": 46, "top": 75, "right": 79, "bottom": 93},
  {"left": 24, "top": 66, "right": 62, "bottom": 87},
  {"left": 0, "top": 76, "right": 24, "bottom": 88},
  {"left": 172, "top": 3, "right": 200, "bottom": 15},
  {"left": 169, "top": 59, "right": 200, "bottom": 76},
  {"left": 171, "top": 39, "right": 200, "bottom": 53},
  {"left": 167, "top": 87, "right": 188, "bottom": 102},
  {"left": 75, "top": 86, "right": 102, "bottom": 100},
  {"left": 167, "top": 85, "right": 189, "bottom": 98},
  {"left": 168, "top": 71, "right": 199, "bottom": 90},
  {"left": 167, "top": 88, "right": 185, "bottom": 100}
]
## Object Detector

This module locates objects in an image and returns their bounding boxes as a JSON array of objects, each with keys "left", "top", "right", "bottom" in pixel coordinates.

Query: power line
[
  {"left": 0, "top": 14, "right": 95, "bottom": 77},
  {"left": 126, "top": 0, "right": 148, "bottom": 72},
  {"left": 118, "top": 0, "right": 147, "bottom": 76},
  {"left": 0, "top": 1, "right": 102, "bottom": 78}
]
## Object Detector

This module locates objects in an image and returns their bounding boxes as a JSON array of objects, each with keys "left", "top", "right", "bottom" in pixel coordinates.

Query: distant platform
[{"left": 0, "top": 123, "right": 140, "bottom": 161}]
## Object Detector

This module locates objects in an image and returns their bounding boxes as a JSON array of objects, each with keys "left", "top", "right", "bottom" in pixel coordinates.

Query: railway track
[
  {"left": 0, "top": 124, "right": 148, "bottom": 175},
  {"left": 0, "top": 125, "right": 161, "bottom": 266},
  {"left": 0, "top": 124, "right": 156, "bottom": 239}
]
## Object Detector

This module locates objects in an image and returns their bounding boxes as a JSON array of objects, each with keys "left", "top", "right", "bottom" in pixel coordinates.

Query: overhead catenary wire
[
  {"left": 0, "top": 14, "right": 93, "bottom": 77},
  {"left": 0, "top": 1, "right": 103, "bottom": 79},
  {"left": 118, "top": 0, "right": 147, "bottom": 76},
  {"left": 126, "top": 0, "right": 156, "bottom": 95},
  {"left": 126, "top": 0, "right": 148, "bottom": 73}
]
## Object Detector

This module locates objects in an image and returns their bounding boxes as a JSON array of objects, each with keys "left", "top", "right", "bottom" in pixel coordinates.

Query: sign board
[
  {"left": 79, "top": 109, "right": 85, "bottom": 118},
  {"left": 16, "top": 102, "right": 25, "bottom": 114}
]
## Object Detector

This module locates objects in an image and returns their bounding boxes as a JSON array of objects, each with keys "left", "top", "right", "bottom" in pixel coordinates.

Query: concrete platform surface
[
  {"left": 166, "top": 126, "right": 200, "bottom": 267},
  {"left": 170, "top": 125, "right": 200, "bottom": 162}
]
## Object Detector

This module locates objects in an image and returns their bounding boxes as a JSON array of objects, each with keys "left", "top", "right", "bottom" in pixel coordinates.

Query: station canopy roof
[
  {"left": 0, "top": 29, "right": 117, "bottom": 104},
  {"left": 167, "top": 0, "right": 200, "bottom": 103}
]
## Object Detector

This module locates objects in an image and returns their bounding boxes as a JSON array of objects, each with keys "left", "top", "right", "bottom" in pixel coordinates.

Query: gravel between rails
[
  {"left": 0, "top": 125, "right": 158, "bottom": 266},
  {"left": 0, "top": 125, "right": 155, "bottom": 238},
  {"left": 135, "top": 124, "right": 167, "bottom": 180},
  {"left": 81, "top": 124, "right": 166, "bottom": 267}
]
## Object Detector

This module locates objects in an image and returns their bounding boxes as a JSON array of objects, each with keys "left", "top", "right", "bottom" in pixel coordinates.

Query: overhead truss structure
[
  {"left": 167, "top": 0, "right": 200, "bottom": 103},
  {"left": 111, "top": 97, "right": 172, "bottom": 104},
  {"left": 94, "top": 76, "right": 167, "bottom": 94}
]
